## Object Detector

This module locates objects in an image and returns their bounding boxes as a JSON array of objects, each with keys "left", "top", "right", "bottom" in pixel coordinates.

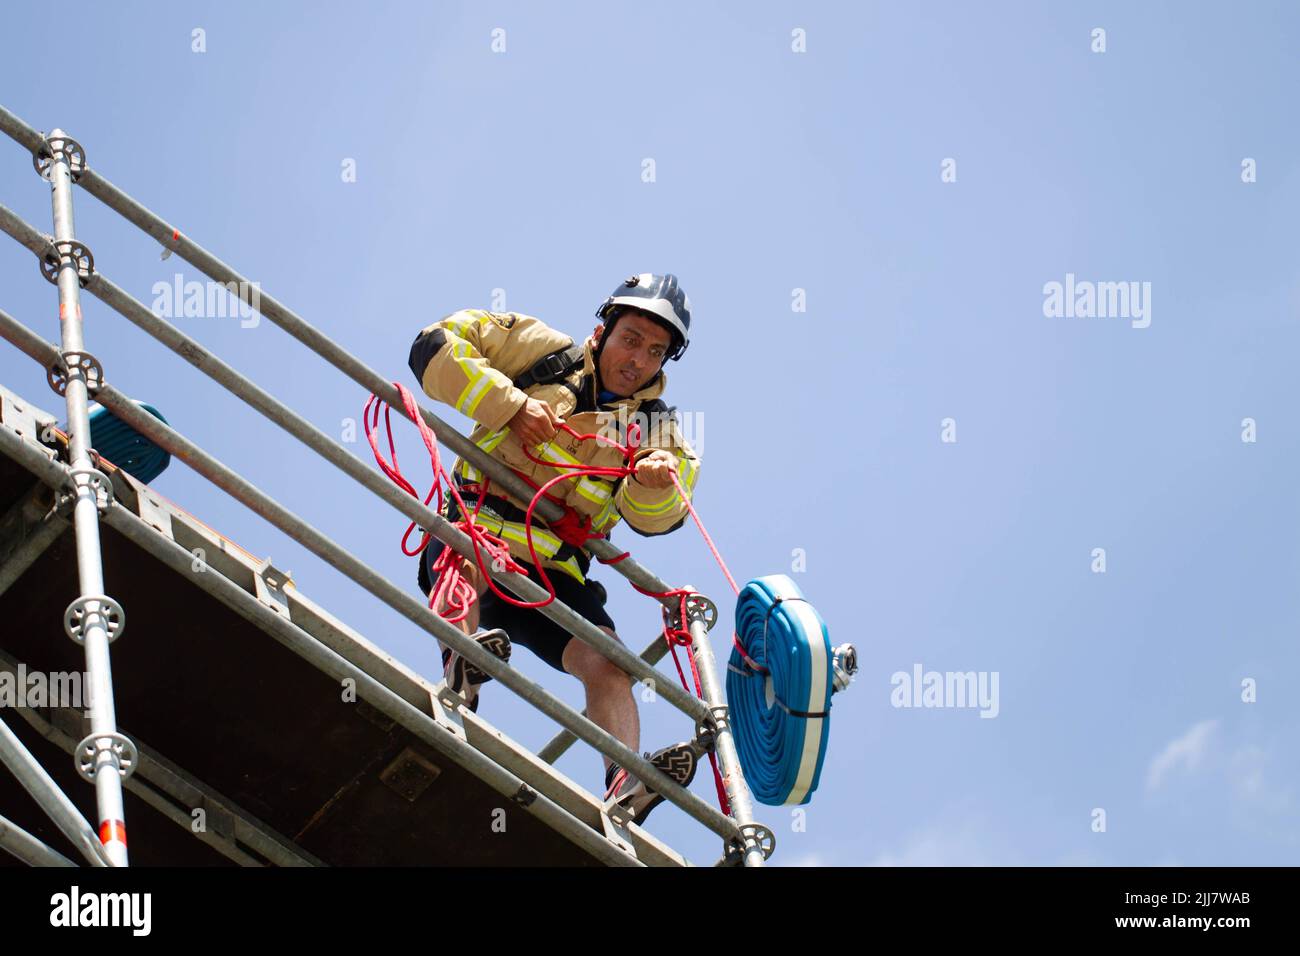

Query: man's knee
[{"left": 565, "top": 627, "right": 633, "bottom": 686}]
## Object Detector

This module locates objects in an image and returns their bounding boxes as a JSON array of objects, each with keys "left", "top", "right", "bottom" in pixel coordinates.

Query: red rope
[
  {"left": 364, "top": 386, "right": 522, "bottom": 621},
  {"left": 366, "top": 383, "right": 748, "bottom": 817}
]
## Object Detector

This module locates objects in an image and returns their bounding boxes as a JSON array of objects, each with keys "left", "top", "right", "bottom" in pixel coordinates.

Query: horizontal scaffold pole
[
  {"left": 0, "top": 419, "right": 659, "bottom": 867},
  {"left": 0, "top": 105, "right": 687, "bottom": 608},
  {"left": 0, "top": 304, "right": 741, "bottom": 846},
  {"left": 0, "top": 201, "right": 701, "bottom": 722}
]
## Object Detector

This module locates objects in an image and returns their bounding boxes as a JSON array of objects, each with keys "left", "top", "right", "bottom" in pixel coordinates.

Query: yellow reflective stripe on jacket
[
  {"left": 549, "top": 555, "right": 586, "bottom": 584},
  {"left": 535, "top": 439, "right": 580, "bottom": 466},
  {"left": 439, "top": 316, "right": 503, "bottom": 418},
  {"left": 621, "top": 449, "right": 697, "bottom": 516},
  {"left": 464, "top": 504, "right": 585, "bottom": 581},
  {"left": 442, "top": 507, "right": 587, "bottom": 581},
  {"left": 473, "top": 513, "right": 564, "bottom": 560},
  {"left": 456, "top": 364, "right": 497, "bottom": 419},
  {"left": 676, "top": 454, "right": 699, "bottom": 496},
  {"left": 461, "top": 509, "right": 563, "bottom": 558},
  {"left": 457, "top": 428, "right": 509, "bottom": 483},
  {"left": 533, "top": 439, "right": 614, "bottom": 508},
  {"left": 622, "top": 485, "right": 683, "bottom": 517},
  {"left": 591, "top": 494, "right": 618, "bottom": 531},
  {"left": 456, "top": 376, "right": 494, "bottom": 418},
  {"left": 575, "top": 476, "right": 612, "bottom": 507},
  {"left": 444, "top": 310, "right": 490, "bottom": 339}
]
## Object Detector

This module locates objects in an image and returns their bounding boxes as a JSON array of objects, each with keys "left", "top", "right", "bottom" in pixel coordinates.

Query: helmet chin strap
[
  {"left": 591, "top": 321, "right": 611, "bottom": 395},
  {"left": 594, "top": 311, "right": 629, "bottom": 396}
]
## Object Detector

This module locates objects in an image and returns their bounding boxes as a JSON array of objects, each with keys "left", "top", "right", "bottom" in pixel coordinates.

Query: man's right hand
[{"left": 507, "top": 397, "right": 562, "bottom": 448}]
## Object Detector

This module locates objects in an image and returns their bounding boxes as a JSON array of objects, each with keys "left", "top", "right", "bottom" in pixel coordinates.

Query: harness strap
[{"left": 511, "top": 343, "right": 584, "bottom": 391}]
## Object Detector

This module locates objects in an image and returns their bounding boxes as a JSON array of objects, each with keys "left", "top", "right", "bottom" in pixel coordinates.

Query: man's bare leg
[
  {"left": 562, "top": 626, "right": 639, "bottom": 778},
  {"left": 430, "top": 556, "right": 490, "bottom": 695}
]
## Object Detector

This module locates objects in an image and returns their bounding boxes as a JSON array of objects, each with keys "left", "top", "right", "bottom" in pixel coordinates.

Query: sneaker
[
  {"left": 441, "top": 628, "right": 511, "bottom": 711},
  {"left": 604, "top": 742, "right": 699, "bottom": 825}
]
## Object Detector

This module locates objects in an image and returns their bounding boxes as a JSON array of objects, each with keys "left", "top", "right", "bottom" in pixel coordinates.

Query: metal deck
[{"left": 0, "top": 384, "right": 687, "bottom": 866}]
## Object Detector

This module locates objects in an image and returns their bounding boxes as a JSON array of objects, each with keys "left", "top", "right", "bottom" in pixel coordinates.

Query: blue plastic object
[
  {"left": 726, "top": 574, "right": 833, "bottom": 806},
  {"left": 87, "top": 401, "right": 171, "bottom": 484}
]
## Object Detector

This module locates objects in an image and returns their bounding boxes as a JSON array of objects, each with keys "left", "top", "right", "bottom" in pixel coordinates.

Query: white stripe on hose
[{"left": 787, "top": 599, "right": 828, "bottom": 803}]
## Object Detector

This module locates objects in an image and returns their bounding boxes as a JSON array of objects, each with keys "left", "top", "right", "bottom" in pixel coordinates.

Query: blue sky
[{"left": 2, "top": 1, "right": 1298, "bottom": 866}]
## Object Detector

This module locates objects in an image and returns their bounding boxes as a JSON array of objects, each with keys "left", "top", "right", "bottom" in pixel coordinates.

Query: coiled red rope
[{"left": 365, "top": 382, "right": 747, "bottom": 814}]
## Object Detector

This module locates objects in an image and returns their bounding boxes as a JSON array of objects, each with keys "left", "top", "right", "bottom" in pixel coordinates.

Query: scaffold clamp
[
  {"left": 33, "top": 132, "right": 86, "bottom": 182},
  {"left": 64, "top": 465, "right": 114, "bottom": 513},
  {"left": 694, "top": 703, "right": 729, "bottom": 753},
  {"left": 47, "top": 349, "right": 104, "bottom": 396},
  {"left": 684, "top": 592, "right": 718, "bottom": 632},
  {"left": 74, "top": 731, "right": 138, "bottom": 782},
  {"left": 64, "top": 593, "right": 126, "bottom": 645},
  {"left": 39, "top": 238, "right": 94, "bottom": 287},
  {"left": 735, "top": 821, "right": 776, "bottom": 861}
]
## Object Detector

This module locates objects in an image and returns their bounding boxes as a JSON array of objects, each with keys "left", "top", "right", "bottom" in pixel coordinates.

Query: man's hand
[
  {"left": 630, "top": 449, "right": 677, "bottom": 490},
  {"left": 507, "top": 397, "right": 562, "bottom": 448}
]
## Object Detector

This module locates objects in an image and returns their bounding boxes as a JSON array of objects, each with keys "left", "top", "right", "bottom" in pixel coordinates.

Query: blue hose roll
[
  {"left": 87, "top": 401, "right": 172, "bottom": 484},
  {"left": 726, "top": 574, "right": 833, "bottom": 806}
]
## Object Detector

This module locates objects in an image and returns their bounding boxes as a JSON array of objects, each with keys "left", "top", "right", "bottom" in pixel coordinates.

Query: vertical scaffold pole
[
  {"left": 684, "top": 594, "right": 773, "bottom": 867},
  {"left": 42, "top": 128, "right": 133, "bottom": 866}
]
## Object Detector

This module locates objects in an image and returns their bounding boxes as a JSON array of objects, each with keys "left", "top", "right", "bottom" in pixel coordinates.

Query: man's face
[{"left": 594, "top": 310, "right": 673, "bottom": 396}]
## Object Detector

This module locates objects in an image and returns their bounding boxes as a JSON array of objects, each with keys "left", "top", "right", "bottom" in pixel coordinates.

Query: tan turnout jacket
[{"left": 408, "top": 308, "right": 700, "bottom": 583}]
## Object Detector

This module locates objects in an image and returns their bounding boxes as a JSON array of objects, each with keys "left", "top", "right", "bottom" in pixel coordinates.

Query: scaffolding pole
[
  {"left": 0, "top": 211, "right": 766, "bottom": 858},
  {"left": 0, "top": 713, "right": 109, "bottom": 866},
  {"left": 535, "top": 632, "right": 671, "bottom": 765},
  {"left": 0, "top": 421, "right": 655, "bottom": 867},
  {"left": 0, "top": 103, "right": 770, "bottom": 864},
  {"left": 0, "top": 107, "right": 703, "bottom": 606},
  {"left": 0, "top": 812, "right": 77, "bottom": 867},
  {"left": 0, "top": 306, "right": 742, "bottom": 848},
  {"left": 685, "top": 598, "right": 770, "bottom": 867},
  {"left": 0, "top": 202, "right": 710, "bottom": 722},
  {"left": 41, "top": 128, "right": 131, "bottom": 866},
  {"left": 109, "top": 276, "right": 713, "bottom": 716},
  {"left": 0, "top": 649, "right": 325, "bottom": 866},
  {"left": 0, "top": 484, "right": 66, "bottom": 598}
]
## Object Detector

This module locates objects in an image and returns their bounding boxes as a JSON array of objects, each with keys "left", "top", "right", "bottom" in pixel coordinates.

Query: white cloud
[{"left": 1146, "top": 719, "right": 1218, "bottom": 793}]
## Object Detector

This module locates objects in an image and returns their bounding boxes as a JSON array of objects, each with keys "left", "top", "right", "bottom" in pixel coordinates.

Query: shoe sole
[
  {"left": 615, "top": 744, "right": 699, "bottom": 825},
  {"left": 448, "top": 629, "right": 512, "bottom": 695}
]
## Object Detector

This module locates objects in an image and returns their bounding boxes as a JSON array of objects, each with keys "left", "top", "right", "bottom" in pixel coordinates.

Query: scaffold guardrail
[{"left": 0, "top": 102, "right": 773, "bottom": 867}]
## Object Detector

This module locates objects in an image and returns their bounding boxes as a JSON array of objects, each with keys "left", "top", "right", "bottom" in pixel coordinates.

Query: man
[{"left": 408, "top": 273, "right": 701, "bottom": 825}]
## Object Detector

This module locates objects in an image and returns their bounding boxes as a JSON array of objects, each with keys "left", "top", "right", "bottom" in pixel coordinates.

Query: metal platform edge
[{"left": 0, "top": 382, "right": 691, "bottom": 868}]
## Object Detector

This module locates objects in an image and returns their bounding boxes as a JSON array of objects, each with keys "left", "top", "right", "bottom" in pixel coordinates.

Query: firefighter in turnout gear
[{"left": 408, "top": 273, "right": 701, "bottom": 824}]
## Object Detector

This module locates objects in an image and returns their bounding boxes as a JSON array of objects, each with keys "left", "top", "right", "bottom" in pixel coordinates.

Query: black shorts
[{"left": 416, "top": 521, "right": 617, "bottom": 675}]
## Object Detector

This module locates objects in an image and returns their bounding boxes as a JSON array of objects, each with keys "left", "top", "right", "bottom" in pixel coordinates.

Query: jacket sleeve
[
  {"left": 613, "top": 409, "right": 700, "bottom": 537},
  {"left": 407, "top": 309, "right": 557, "bottom": 432}
]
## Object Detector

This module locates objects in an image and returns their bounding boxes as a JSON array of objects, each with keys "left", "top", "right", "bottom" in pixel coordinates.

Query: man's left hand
[{"left": 631, "top": 450, "right": 677, "bottom": 490}]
